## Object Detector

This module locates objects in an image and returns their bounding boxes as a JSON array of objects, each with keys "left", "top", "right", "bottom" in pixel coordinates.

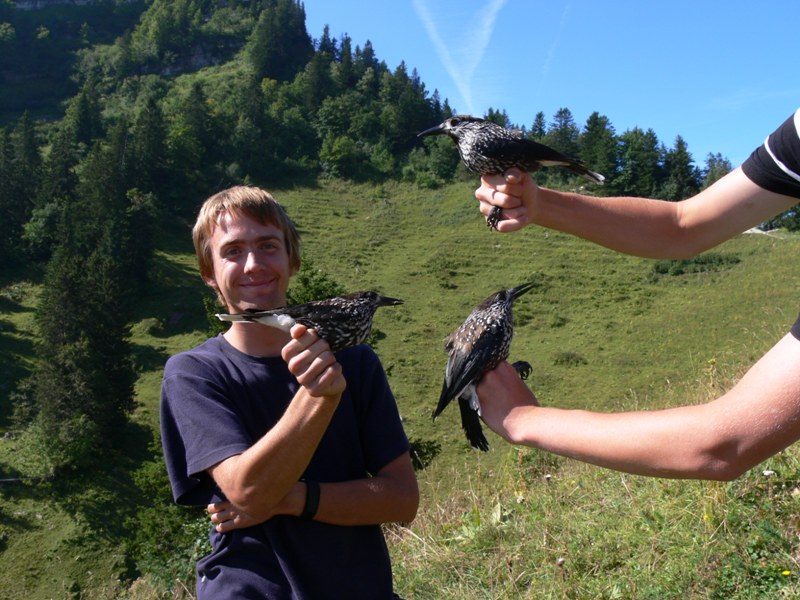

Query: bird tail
[
  {"left": 432, "top": 379, "right": 453, "bottom": 420},
  {"left": 459, "top": 396, "right": 489, "bottom": 451},
  {"left": 215, "top": 312, "right": 296, "bottom": 332},
  {"left": 567, "top": 162, "right": 605, "bottom": 185},
  {"left": 216, "top": 313, "right": 253, "bottom": 322}
]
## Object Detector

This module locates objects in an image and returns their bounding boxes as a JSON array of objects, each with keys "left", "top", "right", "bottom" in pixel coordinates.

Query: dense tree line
[{"left": 1, "top": 0, "right": 795, "bottom": 476}]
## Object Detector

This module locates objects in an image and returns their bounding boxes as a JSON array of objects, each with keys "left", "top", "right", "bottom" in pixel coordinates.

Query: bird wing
[
  {"left": 476, "top": 135, "right": 574, "bottom": 171},
  {"left": 513, "top": 139, "right": 604, "bottom": 183},
  {"left": 433, "top": 332, "right": 498, "bottom": 419}
]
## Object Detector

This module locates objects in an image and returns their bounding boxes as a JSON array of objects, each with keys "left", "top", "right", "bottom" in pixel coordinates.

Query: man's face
[{"left": 205, "top": 210, "right": 297, "bottom": 313}]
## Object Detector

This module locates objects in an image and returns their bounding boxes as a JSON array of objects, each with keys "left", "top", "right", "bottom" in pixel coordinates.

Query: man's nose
[{"left": 244, "top": 250, "right": 263, "bottom": 273}]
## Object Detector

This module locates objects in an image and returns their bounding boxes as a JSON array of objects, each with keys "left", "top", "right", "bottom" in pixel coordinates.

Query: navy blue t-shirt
[
  {"left": 160, "top": 335, "right": 410, "bottom": 599},
  {"left": 741, "top": 107, "right": 800, "bottom": 340}
]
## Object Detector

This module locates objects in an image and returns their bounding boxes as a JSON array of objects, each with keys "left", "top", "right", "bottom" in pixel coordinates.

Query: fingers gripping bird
[
  {"left": 216, "top": 291, "right": 403, "bottom": 352},
  {"left": 418, "top": 115, "right": 605, "bottom": 229},
  {"left": 433, "top": 282, "right": 537, "bottom": 451}
]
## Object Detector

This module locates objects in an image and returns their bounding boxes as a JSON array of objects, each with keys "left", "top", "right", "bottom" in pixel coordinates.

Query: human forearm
[
  {"left": 211, "top": 387, "right": 341, "bottom": 515},
  {"left": 313, "top": 473, "right": 419, "bottom": 526},
  {"left": 531, "top": 188, "right": 689, "bottom": 259},
  {"left": 498, "top": 403, "right": 736, "bottom": 480},
  {"left": 480, "top": 335, "right": 800, "bottom": 481},
  {"left": 478, "top": 167, "right": 798, "bottom": 259},
  {"left": 210, "top": 452, "right": 419, "bottom": 532},
  {"left": 211, "top": 324, "right": 347, "bottom": 515}
]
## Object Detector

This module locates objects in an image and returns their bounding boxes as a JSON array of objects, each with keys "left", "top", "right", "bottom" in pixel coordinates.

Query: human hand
[
  {"left": 208, "top": 501, "right": 259, "bottom": 533},
  {"left": 476, "top": 361, "right": 540, "bottom": 441},
  {"left": 208, "top": 482, "right": 306, "bottom": 532},
  {"left": 282, "top": 323, "right": 346, "bottom": 399},
  {"left": 474, "top": 168, "right": 538, "bottom": 232}
]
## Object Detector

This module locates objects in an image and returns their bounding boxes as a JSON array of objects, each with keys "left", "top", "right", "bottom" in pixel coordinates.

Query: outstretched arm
[
  {"left": 477, "top": 332, "right": 800, "bottom": 480},
  {"left": 476, "top": 167, "right": 798, "bottom": 259}
]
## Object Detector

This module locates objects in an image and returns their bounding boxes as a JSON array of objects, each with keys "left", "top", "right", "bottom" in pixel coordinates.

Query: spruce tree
[{"left": 22, "top": 132, "right": 139, "bottom": 473}]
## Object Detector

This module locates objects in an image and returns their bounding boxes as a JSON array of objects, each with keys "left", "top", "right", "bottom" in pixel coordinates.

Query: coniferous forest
[{"left": 2, "top": 1, "right": 800, "bottom": 597}]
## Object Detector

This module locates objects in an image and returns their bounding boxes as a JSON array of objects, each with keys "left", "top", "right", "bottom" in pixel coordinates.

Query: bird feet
[
  {"left": 511, "top": 360, "right": 533, "bottom": 380},
  {"left": 486, "top": 206, "right": 502, "bottom": 230}
]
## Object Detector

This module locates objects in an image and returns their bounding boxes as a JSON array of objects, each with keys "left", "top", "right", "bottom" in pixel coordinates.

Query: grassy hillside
[{"left": 2, "top": 179, "right": 800, "bottom": 597}]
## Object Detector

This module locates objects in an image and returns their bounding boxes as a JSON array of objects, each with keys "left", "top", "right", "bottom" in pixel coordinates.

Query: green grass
[{"left": 2, "top": 180, "right": 800, "bottom": 598}]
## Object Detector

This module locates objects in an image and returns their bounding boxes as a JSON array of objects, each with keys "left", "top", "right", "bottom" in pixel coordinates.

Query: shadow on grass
[
  {"left": 133, "top": 248, "right": 209, "bottom": 339},
  {"left": 0, "top": 308, "right": 36, "bottom": 432}
]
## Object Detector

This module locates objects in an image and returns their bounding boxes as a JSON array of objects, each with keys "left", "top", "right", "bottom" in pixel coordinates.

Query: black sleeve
[
  {"left": 741, "top": 109, "right": 800, "bottom": 199},
  {"left": 792, "top": 314, "right": 800, "bottom": 341}
]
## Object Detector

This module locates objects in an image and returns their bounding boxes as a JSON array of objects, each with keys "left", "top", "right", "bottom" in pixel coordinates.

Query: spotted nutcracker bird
[
  {"left": 433, "top": 281, "right": 537, "bottom": 451},
  {"left": 418, "top": 115, "right": 605, "bottom": 229},
  {"left": 216, "top": 291, "right": 403, "bottom": 352}
]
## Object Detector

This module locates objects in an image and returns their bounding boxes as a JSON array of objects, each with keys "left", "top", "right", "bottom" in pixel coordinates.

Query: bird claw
[
  {"left": 486, "top": 206, "right": 502, "bottom": 230},
  {"left": 511, "top": 360, "right": 533, "bottom": 380}
]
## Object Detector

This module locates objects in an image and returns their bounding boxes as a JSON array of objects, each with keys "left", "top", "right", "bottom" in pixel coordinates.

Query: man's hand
[
  {"left": 207, "top": 482, "right": 306, "bottom": 532},
  {"left": 475, "top": 168, "right": 539, "bottom": 232},
  {"left": 282, "top": 323, "right": 346, "bottom": 399},
  {"left": 476, "top": 361, "right": 540, "bottom": 442},
  {"left": 208, "top": 501, "right": 257, "bottom": 533}
]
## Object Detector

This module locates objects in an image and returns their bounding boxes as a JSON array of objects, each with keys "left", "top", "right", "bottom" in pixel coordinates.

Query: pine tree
[
  {"left": 661, "top": 135, "right": 700, "bottom": 201},
  {"left": 617, "top": 127, "right": 663, "bottom": 197},
  {"left": 246, "top": 0, "right": 313, "bottom": 81},
  {"left": 0, "top": 113, "right": 41, "bottom": 263},
  {"left": 701, "top": 152, "right": 732, "bottom": 189},
  {"left": 22, "top": 131, "right": 141, "bottom": 473},
  {"left": 579, "top": 112, "right": 619, "bottom": 194},
  {"left": 129, "top": 95, "right": 168, "bottom": 195}
]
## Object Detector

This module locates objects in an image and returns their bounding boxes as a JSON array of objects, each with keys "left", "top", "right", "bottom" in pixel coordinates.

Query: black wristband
[{"left": 301, "top": 480, "right": 320, "bottom": 520}]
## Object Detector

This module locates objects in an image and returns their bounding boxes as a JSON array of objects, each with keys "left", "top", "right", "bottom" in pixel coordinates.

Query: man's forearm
[
  {"left": 309, "top": 453, "right": 418, "bottom": 526},
  {"left": 210, "top": 387, "right": 341, "bottom": 517}
]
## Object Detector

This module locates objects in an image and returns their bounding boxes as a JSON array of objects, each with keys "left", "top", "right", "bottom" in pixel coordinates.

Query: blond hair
[{"left": 193, "top": 186, "right": 301, "bottom": 302}]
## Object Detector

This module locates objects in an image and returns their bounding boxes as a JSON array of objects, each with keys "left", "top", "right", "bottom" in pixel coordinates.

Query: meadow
[{"left": 2, "top": 178, "right": 800, "bottom": 598}]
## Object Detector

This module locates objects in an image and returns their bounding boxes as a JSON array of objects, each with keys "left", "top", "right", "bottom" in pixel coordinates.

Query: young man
[
  {"left": 160, "top": 186, "right": 418, "bottom": 599},
  {"left": 474, "top": 108, "right": 800, "bottom": 480}
]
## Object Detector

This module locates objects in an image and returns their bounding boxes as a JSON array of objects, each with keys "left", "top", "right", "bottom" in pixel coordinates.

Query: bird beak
[
  {"left": 509, "top": 281, "right": 538, "bottom": 300},
  {"left": 417, "top": 123, "right": 446, "bottom": 137},
  {"left": 379, "top": 295, "right": 404, "bottom": 306}
]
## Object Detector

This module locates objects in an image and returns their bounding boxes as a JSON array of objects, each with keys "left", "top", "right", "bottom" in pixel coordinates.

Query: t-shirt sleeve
[
  {"left": 741, "top": 108, "right": 800, "bottom": 199},
  {"left": 791, "top": 314, "right": 800, "bottom": 341},
  {"left": 350, "top": 346, "right": 411, "bottom": 475},
  {"left": 160, "top": 353, "right": 252, "bottom": 505}
]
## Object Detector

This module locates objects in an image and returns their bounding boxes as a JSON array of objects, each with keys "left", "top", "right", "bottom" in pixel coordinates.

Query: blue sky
[{"left": 304, "top": 0, "right": 799, "bottom": 168}]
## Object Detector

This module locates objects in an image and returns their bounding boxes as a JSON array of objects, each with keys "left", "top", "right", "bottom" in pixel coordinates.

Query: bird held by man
[
  {"left": 418, "top": 115, "right": 605, "bottom": 229},
  {"left": 433, "top": 281, "right": 537, "bottom": 451},
  {"left": 216, "top": 291, "right": 403, "bottom": 352}
]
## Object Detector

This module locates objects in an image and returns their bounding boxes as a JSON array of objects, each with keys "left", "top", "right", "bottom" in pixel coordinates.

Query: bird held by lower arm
[
  {"left": 433, "top": 281, "right": 537, "bottom": 451},
  {"left": 216, "top": 291, "right": 403, "bottom": 352},
  {"left": 418, "top": 115, "right": 605, "bottom": 229}
]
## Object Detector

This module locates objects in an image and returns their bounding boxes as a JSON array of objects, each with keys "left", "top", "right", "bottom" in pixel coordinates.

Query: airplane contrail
[{"left": 412, "top": 0, "right": 507, "bottom": 115}]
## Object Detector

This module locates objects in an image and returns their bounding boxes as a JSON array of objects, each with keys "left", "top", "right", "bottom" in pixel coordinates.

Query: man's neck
[{"left": 223, "top": 322, "right": 290, "bottom": 357}]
